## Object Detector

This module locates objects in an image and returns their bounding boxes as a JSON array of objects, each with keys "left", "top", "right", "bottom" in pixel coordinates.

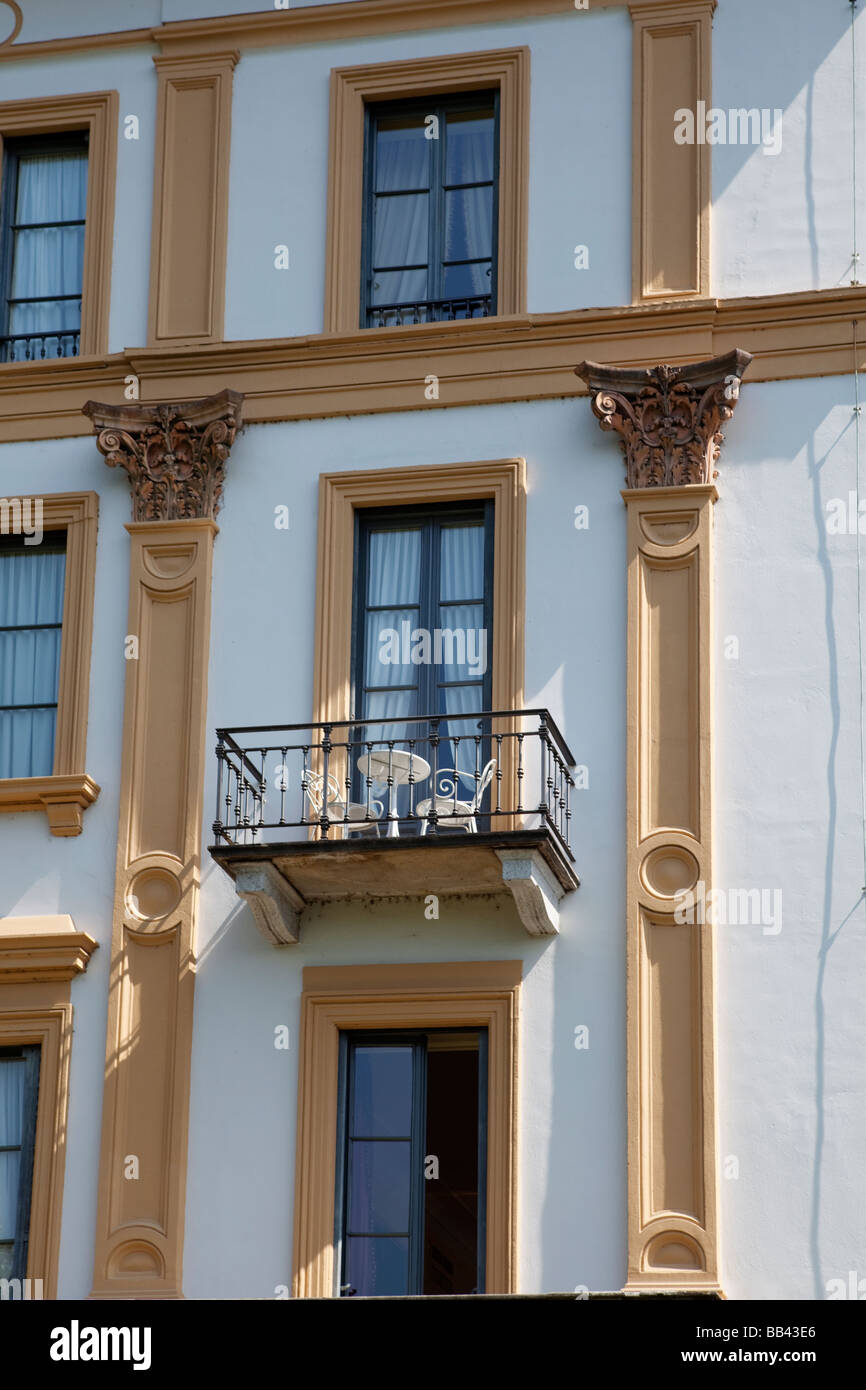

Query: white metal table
[{"left": 355, "top": 749, "right": 431, "bottom": 836}]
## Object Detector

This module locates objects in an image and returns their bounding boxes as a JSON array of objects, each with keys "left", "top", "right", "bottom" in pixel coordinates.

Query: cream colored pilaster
[
  {"left": 83, "top": 390, "right": 243, "bottom": 1298},
  {"left": 576, "top": 350, "right": 750, "bottom": 1292}
]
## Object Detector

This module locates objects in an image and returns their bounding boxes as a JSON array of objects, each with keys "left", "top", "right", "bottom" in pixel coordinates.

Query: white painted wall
[
  {"left": 715, "top": 373, "right": 866, "bottom": 1301},
  {"left": 713, "top": 0, "right": 866, "bottom": 298},
  {"left": 0, "top": 435, "right": 131, "bottom": 1299}
]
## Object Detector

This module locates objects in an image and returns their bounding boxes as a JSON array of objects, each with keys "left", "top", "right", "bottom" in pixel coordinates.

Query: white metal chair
[
  {"left": 416, "top": 758, "right": 497, "bottom": 834},
  {"left": 304, "top": 770, "right": 383, "bottom": 836}
]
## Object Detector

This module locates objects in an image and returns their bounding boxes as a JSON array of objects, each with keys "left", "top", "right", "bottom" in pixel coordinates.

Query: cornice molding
[
  {"left": 0, "top": 931, "right": 98, "bottom": 983},
  {"left": 575, "top": 348, "right": 752, "bottom": 487},
  {"left": 0, "top": 288, "right": 861, "bottom": 442},
  {"left": 82, "top": 389, "right": 244, "bottom": 521},
  {"left": 0, "top": 772, "right": 100, "bottom": 835},
  {"left": 0, "top": 0, "right": 713, "bottom": 65}
]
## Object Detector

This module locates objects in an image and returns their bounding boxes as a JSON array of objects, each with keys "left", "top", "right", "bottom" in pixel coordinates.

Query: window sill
[{"left": 0, "top": 773, "right": 100, "bottom": 836}]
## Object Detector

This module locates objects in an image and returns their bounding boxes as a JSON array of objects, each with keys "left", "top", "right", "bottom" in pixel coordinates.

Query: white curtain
[
  {"left": 0, "top": 546, "right": 66, "bottom": 777},
  {"left": 8, "top": 149, "right": 87, "bottom": 349},
  {"left": 0, "top": 1058, "right": 24, "bottom": 1244},
  {"left": 443, "top": 113, "right": 494, "bottom": 301},
  {"left": 372, "top": 122, "right": 429, "bottom": 308}
]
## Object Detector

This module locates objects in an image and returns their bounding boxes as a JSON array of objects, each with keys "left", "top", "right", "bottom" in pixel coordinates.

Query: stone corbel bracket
[
  {"left": 82, "top": 388, "right": 244, "bottom": 521},
  {"left": 575, "top": 349, "right": 753, "bottom": 488},
  {"left": 234, "top": 861, "right": 304, "bottom": 945},
  {"left": 496, "top": 848, "right": 567, "bottom": 935}
]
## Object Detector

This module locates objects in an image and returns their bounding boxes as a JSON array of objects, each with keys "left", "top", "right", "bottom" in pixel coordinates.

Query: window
[
  {"left": 0, "top": 531, "right": 67, "bottom": 778},
  {"left": 0, "top": 134, "right": 88, "bottom": 363},
  {"left": 362, "top": 95, "right": 498, "bottom": 328},
  {"left": 324, "top": 51, "right": 528, "bottom": 334},
  {"left": 335, "top": 1029, "right": 486, "bottom": 1296},
  {"left": 0, "top": 1045, "right": 40, "bottom": 1282},
  {"left": 293, "top": 961, "right": 518, "bottom": 1297},
  {"left": 352, "top": 501, "right": 494, "bottom": 825}
]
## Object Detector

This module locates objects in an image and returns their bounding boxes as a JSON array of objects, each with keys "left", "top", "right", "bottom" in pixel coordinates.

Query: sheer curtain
[
  {"left": 9, "top": 149, "right": 87, "bottom": 347},
  {"left": 443, "top": 112, "right": 495, "bottom": 301},
  {"left": 372, "top": 122, "right": 429, "bottom": 308},
  {"left": 0, "top": 1057, "right": 24, "bottom": 1273},
  {"left": 0, "top": 546, "right": 66, "bottom": 777}
]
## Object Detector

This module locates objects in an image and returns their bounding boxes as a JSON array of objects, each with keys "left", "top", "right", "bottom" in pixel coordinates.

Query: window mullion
[
  {"left": 409, "top": 1038, "right": 428, "bottom": 1294},
  {"left": 428, "top": 104, "right": 446, "bottom": 308}
]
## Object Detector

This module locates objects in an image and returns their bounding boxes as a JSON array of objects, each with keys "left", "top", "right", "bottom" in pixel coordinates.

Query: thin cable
[
  {"left": 854, "top": 319, "right": 866, "bottom": 896},
  {"left": 853, "top": 1, "right": 861, "bottom": 283}
]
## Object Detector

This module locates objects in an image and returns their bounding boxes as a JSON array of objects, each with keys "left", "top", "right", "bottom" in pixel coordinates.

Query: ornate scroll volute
[
  {"left": 82, "top": 389, "right": 244, "bottom": 521},
  {"left": 575, "top": 350, "right": 752, "bottom": 488}
]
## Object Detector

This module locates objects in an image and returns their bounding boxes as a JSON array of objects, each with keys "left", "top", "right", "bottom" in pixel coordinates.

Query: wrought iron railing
[
  {"left": 212, "top": 708, "right": 575, "bottom": 858},
  {"left": 0, "top": 329, "right": 81, "bottom": 363},
  {"left": 367, "top": 294, "right": 491, "bottom": 328}
]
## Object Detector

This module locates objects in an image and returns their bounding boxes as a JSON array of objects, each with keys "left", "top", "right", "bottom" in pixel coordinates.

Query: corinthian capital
[
  {"left": 82, "top": 389, "right": 244, "bottom": 521},
  {"left": 575, "top": 350, "right": 752, "bottom": 488}
]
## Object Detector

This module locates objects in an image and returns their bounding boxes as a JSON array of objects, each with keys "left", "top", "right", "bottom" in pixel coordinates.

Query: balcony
[{"left": 209, "top": 709, "right": 579, "bottom": 942}]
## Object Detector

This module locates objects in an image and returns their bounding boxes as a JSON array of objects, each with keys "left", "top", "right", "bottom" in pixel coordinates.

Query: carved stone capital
[
  {"left": 82, "top": 389, "right": 244, "bottom": 521},
  {"left": 575, "top": 350, "right": 752, "bottom": 488}
]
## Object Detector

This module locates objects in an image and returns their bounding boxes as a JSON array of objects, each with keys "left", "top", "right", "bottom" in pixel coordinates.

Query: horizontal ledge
[
  {"left": 0, "top": 930, "right": 98, "bottom": 982},
  {"left": 0, "top": 773, "right": 101, "bottom": 835},
  {"left": 212, "top": 827, "right": 579, "bottom": 896},
  {"left": 1, "top": 287, "right": 864, "bottom": 441}
]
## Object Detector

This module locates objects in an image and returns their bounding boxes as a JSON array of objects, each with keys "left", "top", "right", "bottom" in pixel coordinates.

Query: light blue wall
[
  {"left": 715, "top": 373, "right": 866, "bottom": 1300},
  {"left": 0, "top": 48, "right": 157, "bottom": 353},
  {"left": 223, "top": 8, "right": 633, "bottom": 339},
  {"left": 713, "top": 0, "right": 866, "bottom": 297}
]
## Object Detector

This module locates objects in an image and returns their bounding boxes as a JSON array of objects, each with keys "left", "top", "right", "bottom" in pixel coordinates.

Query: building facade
[{"left": 0, "top": 0, "right": 864, "bottom": 1302}]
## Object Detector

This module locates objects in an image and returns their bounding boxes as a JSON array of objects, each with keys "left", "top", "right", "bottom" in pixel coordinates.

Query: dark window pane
[
  {"left": 440, "top": 524, "right": 484, "bottom": 602},
  {"left": 345, "top": 1235, "right": 409, "bottom": 1296},
  {"left": 367, "top": 529, "right": 421, "bottom": 606},
  {"left": 0, "top": 1245, "right": 13, "bottom": 1279},
  {"left": 444, "top": 186, "right": 493, "bottom": 263},
  {"left": 443, "top": 261, "right": 492, "bottom": 301},
  {"left": 375, "top": 114, "right": 430, "bottom": 192},
  {"left": 445, "top": 109, "right": 495, "bottom": 185},
  {"left": 351, "top": 1045, "right": 413, "bottom": 1136},
  {"left": 373, "top": 192, "right": 428, "bottom": 270},
  {"left": 348, "top": 1140, "right": 411, "bottom": 1232},
  {"left": 423, "top": 1042, "right": 480, "bottom": 1295}
]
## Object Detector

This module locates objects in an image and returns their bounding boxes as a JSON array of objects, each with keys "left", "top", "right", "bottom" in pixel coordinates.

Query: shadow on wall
[{"left": 807, "top": 408, "right": 864, "bottom": 1300}]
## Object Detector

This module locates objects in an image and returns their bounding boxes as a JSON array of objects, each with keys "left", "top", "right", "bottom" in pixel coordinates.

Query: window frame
[
  {"left": 360, "top": 91, "right": 500, "bottom": 328},
  {"left": 0, "top": 491, "right": 99, "bottom": 834},
  {"left": 292, "top": 960, "right": 520, "bottom": 1298},
  {"left": 0, "top": 529, "right": 68, "bottom": 779},
  {"left": 0, "top": 91, "right": 118, "bottom": 361},
  {"left": 0, "top": 1007, "right": 73, "bottom": 1298},
  {"left": 0, "top": 1043, "right": 40, "bottom": 1281},
  {"left": 0, "top": 130, "right": 89, "bottom": 363},
  {"left": 324, "top": 49, "right": 528, "bottom": 335},
  {"left": 334, "top": 1027, "right": 488, "bottom": 1297}
]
